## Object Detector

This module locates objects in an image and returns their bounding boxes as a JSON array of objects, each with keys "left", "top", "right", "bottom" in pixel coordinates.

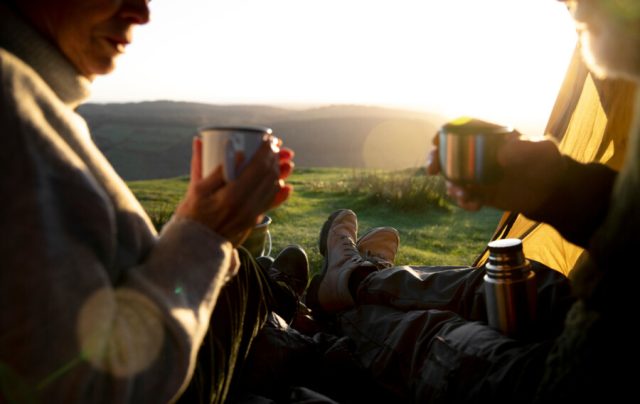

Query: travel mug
[{"left": 438, "top": 117, "right": 514, "bottom": 184}]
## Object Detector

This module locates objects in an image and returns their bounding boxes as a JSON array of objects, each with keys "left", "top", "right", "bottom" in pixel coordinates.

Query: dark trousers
[
  {"left": 338, "top": 262, "right": 574, "bottom": 403},
  {"left": 178, "top": 248, "right": 276, "bottom": 404}
]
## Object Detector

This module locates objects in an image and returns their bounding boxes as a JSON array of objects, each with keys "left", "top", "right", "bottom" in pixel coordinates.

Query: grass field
[{"left": 128, "top": 168, "right": 502, "bottom": 276}]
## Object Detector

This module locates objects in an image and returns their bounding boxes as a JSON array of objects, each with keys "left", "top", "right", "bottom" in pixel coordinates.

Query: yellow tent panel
[{"left": 476, "top": 47, "right": 636, "bottom": 276}]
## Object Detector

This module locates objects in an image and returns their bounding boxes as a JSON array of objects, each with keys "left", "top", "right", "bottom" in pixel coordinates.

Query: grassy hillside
[
  {"left": 81, "top": 102, "right": 446, "bottom": 180},
  {"left": 129, "top": 168, "right": 502, "bottom": 275}
]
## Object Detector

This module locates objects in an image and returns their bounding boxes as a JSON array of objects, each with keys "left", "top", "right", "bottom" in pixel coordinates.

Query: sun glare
[{"left": 92, "top": 0, "right": 577, "bottom": 136}]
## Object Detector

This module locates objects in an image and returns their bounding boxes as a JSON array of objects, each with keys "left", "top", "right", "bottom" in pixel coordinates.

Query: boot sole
[{"left": 305, "top": 209, "right": 351, "bottom": 319}]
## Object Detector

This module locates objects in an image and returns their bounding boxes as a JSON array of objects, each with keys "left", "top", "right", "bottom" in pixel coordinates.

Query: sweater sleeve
[
  {"left": 0, "top": 54, "right": 238, "bottom": 403},
  {"left": 76, "top": 217, "right": 240, "bottom": 403},
  {"left": 0, "top": 138, "right": 238, "bottom": 403}
]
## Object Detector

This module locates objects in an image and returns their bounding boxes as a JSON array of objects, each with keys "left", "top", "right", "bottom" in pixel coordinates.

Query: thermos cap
[
  {"left": 488, "top": 238, "right": 523, "bottom": 253},
  {"left": 487, "top": 238, "right": 526, "bottom": 269}
]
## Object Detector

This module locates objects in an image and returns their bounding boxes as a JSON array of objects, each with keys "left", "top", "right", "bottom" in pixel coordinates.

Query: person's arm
[
  {"left": 0, "top": 91, "right": 293, "bottom": 402},
  {"left": 427, "top": 136, "right": 616, "bottom": 248},
  {"left": 524, "top": 155, "right": 616, "bottom": 248},
  {"left": 0, "top": 131, "right": 217, "bottom": 402}
]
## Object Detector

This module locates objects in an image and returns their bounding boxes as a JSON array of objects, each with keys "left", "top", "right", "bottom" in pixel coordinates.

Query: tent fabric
[{"left": 475, "top": 46, "right": 636, "bottom": 276}]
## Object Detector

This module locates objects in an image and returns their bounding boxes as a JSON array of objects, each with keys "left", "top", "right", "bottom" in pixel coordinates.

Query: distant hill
[{"left": 78, "top": 101, "right": 446, "bottom": 180}]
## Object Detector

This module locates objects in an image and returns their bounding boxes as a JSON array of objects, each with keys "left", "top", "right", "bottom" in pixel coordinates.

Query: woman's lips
[{"left": 105, "top": 37, "right": 129, "bottom": 53}]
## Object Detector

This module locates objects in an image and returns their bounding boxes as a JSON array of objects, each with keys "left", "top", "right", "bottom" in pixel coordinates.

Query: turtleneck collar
[{"left": 0, "top": 4, "right": 92, "bottom": 109}]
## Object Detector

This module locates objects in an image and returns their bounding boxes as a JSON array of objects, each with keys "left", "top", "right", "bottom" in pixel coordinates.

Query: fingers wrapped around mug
[
  {"left": 176, "top": 136, "right": 294, "bottom": 245},
  {"left": 279, "top": 147, "right": 295, "bottom": 180},
  {"left": 444, "top": 135, "right": 566, "bottom": 216},
  {"left": 425, "top": 132, "right": 441, "bottom": 176},
  {"left": 230, "top": 137, "right": 295, "bottom": 220},
  {"left": 446, "top": 181, "right": 484, "bottom": 211}
]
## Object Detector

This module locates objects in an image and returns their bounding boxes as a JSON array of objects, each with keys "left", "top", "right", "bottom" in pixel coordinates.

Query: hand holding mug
[
  {"left": 176, "top": 129, "right": 294, "bottom": 246},
  {"left": 454, "top": 136, "right": 566, "bottom": 216},
  {"left": 427, "top": 118, "right": 566, "bottom": 216}
]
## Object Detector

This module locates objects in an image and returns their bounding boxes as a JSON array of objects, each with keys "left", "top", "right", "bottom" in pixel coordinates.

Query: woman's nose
[{"left": 120, "top": 0, "right": 151, "bottom": 25}]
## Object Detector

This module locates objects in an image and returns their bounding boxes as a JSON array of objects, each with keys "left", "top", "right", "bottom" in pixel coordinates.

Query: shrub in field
[{"left": 352, "top": 169, "right": 450, "bottom": 212}]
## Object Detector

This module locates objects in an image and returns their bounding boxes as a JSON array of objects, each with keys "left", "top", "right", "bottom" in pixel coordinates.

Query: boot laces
[
  {"left": 337, "top": 235, "right": 364, "bottom": 263},
  {"left": 361, "top": 250, "right": 393, "bottom": 269}
]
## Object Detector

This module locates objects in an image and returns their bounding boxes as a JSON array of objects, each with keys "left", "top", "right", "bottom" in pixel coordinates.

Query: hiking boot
[
  {"left": 357, "top": 227, "right": 400, "bottom": 269},
  {"left": 268, "top": 245, "right": 310, "bottom": 298},
  {"left": 308, "top": 209, "right": 375, "bottom": 313}
]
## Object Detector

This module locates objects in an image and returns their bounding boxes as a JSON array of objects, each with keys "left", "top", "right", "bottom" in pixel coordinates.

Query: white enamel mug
[{"left": 199, "top": 126, "right": 277, "bottom": 181}]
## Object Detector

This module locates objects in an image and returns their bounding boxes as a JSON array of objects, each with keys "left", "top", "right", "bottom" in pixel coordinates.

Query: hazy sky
[{"left": 91, "top": 0, "right": 577, "bottom": 136}]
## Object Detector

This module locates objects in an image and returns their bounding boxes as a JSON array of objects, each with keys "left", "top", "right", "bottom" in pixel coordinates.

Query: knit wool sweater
[{"left": 0, "top": 7, "right": 238, "bottom": 403}]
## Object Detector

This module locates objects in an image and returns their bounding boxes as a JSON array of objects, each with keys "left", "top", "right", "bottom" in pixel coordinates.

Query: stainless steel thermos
[{"left": 484, "top": 238, "right": 536, "bottom": 338}]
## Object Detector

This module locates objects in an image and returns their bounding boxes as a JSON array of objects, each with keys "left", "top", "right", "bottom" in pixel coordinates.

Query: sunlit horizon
[{"left": 91, "top": 0, "right": 577, "bottom": 136}]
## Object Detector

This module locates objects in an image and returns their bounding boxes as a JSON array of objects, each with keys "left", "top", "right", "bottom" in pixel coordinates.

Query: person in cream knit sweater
[{"left": 0, "top": 0, "right": 295, "bottom": 402}]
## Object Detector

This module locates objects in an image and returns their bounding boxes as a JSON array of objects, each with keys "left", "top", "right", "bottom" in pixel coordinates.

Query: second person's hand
[{"left": 427, "top": 133, "right": 567, "bottom": 217}]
